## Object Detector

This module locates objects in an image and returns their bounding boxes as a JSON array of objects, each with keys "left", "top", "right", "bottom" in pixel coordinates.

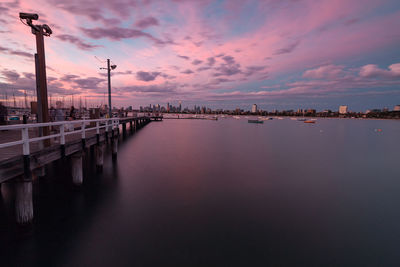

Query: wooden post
[
  {"left": 60, "top": 124, "right": 66, "bottom": 157},
  {"left": 129, "top": 121, "right": 133, "bottom": 133},
  {"left": 34, "top": 26, "right": 50, "bottom": 146},
  {"left": 105, "top": 120, "right": 109, "bottom": 143},
  {"left": 15, "top": 178, "right": 33, "bottom": 224},
  {"left": 81, "top": 121, "right": 86, "bottom": 150},
  {"left": 96, "top": 143, "right": 104, "bottom": 171},
  {"left": 71, "top": 152, "right": 83, "bottom": 185},
  {"left": 16, "top": 126, "right": 33, "bottom": 224}
]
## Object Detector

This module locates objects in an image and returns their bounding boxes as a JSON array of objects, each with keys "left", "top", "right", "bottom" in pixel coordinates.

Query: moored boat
[{"left": 248, "top": 120, "right": 263, "bottom": 124}]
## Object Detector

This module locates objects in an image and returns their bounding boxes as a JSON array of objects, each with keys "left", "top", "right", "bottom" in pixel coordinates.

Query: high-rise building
[
  {"left": 251, "top": 104, "right": 257, "bottom": 113},
  {"left": 167, "top": 103, "right": 170, "bottom": 112},
  {"left": 178, "top": 101, "right": 182, "bottom": 112},
  {"left": 339, "top": 105, "right": 348, "bottom": 114}
]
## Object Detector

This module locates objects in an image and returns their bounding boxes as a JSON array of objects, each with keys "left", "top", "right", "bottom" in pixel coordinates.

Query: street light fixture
[{"left": 100, "top": 59, "right": 117, "bottom": 118}]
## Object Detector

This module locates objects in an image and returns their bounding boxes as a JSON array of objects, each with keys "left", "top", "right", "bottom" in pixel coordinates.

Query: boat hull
[{"left": 248, "top": 120, "right": 263, "bottom": 124}]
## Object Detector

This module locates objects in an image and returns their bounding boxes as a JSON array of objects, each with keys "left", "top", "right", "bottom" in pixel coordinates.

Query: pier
[{"left": 0, "top": 115, "right": 162, "bottom": 224}]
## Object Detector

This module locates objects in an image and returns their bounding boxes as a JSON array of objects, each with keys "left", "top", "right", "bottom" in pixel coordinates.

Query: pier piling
[{"left": 15, "top": 179, "right": 33, "bottom": 224}]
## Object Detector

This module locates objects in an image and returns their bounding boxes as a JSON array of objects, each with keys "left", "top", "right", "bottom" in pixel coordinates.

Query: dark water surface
[{"left": 1, "top": 118, "right": 400, "bottom": 266}]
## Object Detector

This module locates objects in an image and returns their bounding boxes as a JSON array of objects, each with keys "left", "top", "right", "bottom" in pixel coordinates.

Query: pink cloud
[
  {"left": 359, "top": 64, "right": 400, "bottom": 79},
  {"left": 303, "top": 65, "right": 345, "bottom": 79},
  {"left": 1, "top": 0, "right": 400, "bottom": 107}
]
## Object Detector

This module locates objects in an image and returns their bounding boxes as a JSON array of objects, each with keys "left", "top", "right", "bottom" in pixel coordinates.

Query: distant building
[
  {"left": 251, "top": 104, "right": 257, "bottom": 113},
  {"left": 339, "top": 105, "right": 348, "bottom": 114},
  {"left": 306, "top": 109, "right": 316, "bottom": 115},
  {"left": 394, "top": 105, "right": 400, "bottom": 111}
]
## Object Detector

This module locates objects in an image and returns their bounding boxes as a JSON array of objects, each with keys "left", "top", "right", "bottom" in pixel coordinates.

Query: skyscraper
[
  {"left": 251, "top": 104, "right": 257, "bottom": 113},
  {"left": 339, "top": 105, "right": 348, "bottom": 114}
]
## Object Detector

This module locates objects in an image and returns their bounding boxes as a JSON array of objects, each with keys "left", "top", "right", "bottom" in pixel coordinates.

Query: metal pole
[{"left": 107, "top": 59, "right": 112, "bottom": 118}]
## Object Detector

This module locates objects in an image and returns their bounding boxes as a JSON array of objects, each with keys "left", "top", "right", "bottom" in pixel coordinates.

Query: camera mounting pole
[{"left": 20, "top": 13, "right": 52, "bottom": 146}]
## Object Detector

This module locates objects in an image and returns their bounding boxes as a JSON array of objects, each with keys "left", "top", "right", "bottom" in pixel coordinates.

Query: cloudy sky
[{"left": 0, "top": 0, "right": 400, "bottom": 111}]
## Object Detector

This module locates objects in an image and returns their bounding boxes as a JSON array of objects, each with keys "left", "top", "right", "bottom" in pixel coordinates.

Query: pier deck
[{"left": 0, "top": 116, "right": 161, "bottom": 183}]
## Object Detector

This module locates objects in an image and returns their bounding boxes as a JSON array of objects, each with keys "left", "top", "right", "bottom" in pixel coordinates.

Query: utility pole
[
  {"left": 100, "top": 59, "right": 116, "bottom": 118},
  {"left": 107, "top": 59, "right": 112, "bottom": 118}
]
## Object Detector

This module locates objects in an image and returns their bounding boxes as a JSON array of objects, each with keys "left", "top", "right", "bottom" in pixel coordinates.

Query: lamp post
[
  {"left": 19, "top": 12, "right": 52, "bottom": 145},
  {"left": 100, "top": 59, "right": 117, "bottom": 118}
]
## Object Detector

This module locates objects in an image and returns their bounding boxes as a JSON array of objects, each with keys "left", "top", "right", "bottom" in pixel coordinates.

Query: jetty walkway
[{"left": 0, "top": 115, "right": 162, "bottom": 223}]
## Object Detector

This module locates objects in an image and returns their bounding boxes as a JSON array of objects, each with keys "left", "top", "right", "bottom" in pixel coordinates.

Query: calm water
[{"left": 1, "top": 118, "right": 400, "bottom": 266}]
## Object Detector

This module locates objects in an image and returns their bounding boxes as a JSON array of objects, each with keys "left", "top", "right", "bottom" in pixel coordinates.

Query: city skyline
[{"left": 0, "top": 0, "right": 400, "bottom": 111}]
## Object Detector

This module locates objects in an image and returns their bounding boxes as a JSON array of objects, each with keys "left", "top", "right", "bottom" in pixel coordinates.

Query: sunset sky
[{"left": 1, "top": 0, "right": 400, "bottom": 111}]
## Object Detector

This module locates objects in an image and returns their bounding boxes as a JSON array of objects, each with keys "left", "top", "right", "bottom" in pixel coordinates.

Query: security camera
[
  {"left": 42, "top": 24, "right": 52, "bottom": 36},
  {"left": 111, "top": 65, "right": 117, "bottom": 70},
  {"left": 19, "top": 12, "right": 39, "bottom": 20}
]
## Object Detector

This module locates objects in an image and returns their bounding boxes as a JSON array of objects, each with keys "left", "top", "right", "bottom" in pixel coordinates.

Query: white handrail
[
  {"left": 0, "top": 118, "right": 121, "bottom": 154},
  {"left": 0, "top": 118, "right": 118, "bottom": 131}
]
